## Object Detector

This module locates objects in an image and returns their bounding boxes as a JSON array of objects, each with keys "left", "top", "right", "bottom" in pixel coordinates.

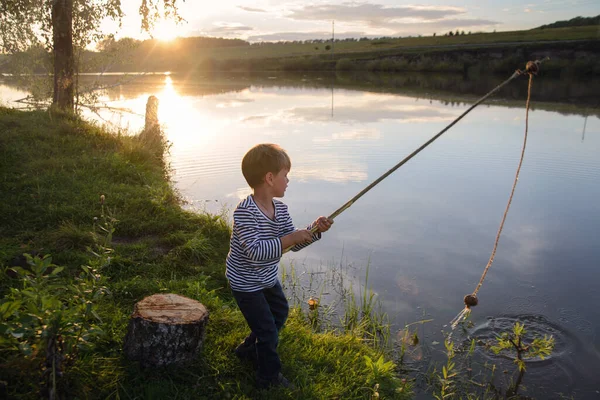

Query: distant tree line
[
  {"left": 250, "top": 37, "right": 405, "bottom": 46},
  {"left": 98, "top": 35, "right": 249, "bottom": 52},
  {"left": 537, "top": 14, "right": 599, "bottom": 29},
  {"left": 443, "top": 30, "right": 470, "bottom": 37}
]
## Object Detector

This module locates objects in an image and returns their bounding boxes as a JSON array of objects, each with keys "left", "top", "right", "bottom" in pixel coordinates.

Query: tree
[
  {"left": 433, "top": 33, "right": 436, "bottom": 37},
  {"left": 0, "top": 0, "right": 181, "bottom": 111}
]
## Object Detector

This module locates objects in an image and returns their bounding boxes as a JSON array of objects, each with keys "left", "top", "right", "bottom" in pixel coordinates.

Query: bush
[
  {"left": 366, "top": 60, "right": 381, "bottom": 72},
  {"left": 371, "top": 40, "right": 391, "bottom": 46},
  {"left": 379, "top": 59, "right": 396, "bottom": 72},
  {"left": 335, "top": 58, "right": 355, "bottom": 71}
]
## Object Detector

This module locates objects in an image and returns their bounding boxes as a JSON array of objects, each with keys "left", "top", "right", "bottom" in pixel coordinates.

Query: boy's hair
[{"left": 242, "top": 144, "right": 291, "bottom": 188}]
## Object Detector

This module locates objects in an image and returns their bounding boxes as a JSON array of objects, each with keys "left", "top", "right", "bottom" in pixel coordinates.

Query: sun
[{"left": 152, "top": 19, "right": 180, "bottom": 42}]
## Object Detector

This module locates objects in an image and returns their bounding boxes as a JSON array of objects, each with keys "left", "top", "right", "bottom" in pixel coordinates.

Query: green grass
[{"left": 0, "top": 107, "right": 410, "bottom": 399}]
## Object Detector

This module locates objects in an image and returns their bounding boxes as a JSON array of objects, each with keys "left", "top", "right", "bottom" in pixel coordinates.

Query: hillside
[{"left": 537, "top": 14, "right": 600, "bottom": 29}]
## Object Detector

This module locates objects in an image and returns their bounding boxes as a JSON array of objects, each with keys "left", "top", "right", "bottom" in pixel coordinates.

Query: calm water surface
[{"left": 2, "top": 73, "right": 599, "bottom": 398}]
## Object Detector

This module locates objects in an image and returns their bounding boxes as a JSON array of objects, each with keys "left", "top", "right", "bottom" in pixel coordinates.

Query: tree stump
[{"left": 123, "top": 293, "right": 209, "bottom": 367}]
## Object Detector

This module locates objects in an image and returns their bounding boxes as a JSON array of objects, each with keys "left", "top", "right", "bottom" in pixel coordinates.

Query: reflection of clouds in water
[
  {"left": 558, "top": 307, "right": 596, "bottom": 344},
  {"left": 216, "top": 98, "right": 255, "bottom": 108},
  {"left": 227, "top": 187, "right": 253, "bottom": 200},
  {"left": 502, "top": 223, "right": 551, "bottom": 274},
  {"left": 314, "top": 128, "right": 381, "bottom": 143},
  {"left": 395, "top": 273, "right": 420, "bottom": 296},
  {"left": 292, "top": 166, "right": 367, "bottom": 183},
  {"left": 381, "top": 297, "right": 414, "bottom": 317},
  {"left": 333, "top": 129, "right": 381, "bottom": 141},
  {"left": 284, "top": 103, "right": 455, "bottom": 124}
]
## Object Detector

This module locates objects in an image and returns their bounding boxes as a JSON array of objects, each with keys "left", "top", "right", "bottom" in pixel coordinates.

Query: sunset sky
[{"left": 103, "top": 0, "right": 599, "bottom": 42}]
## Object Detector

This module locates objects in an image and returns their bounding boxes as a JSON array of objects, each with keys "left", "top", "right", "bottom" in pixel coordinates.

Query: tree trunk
[
  {"left": 123, "top": 293, "right": 209, "bottom": 367},
  {"left": 51, "top": 0, "right": 74, "bottom": 110}
]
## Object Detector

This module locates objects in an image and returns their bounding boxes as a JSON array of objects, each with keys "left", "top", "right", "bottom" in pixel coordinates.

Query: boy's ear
[{"left": 265, "top": 172, "right": 274, "bottom": 186}]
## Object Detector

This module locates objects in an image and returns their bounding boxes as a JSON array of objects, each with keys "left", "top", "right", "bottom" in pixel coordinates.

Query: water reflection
[
  {"left": 284, "top": 100, "right": 456, "bottom": 123},
  {"left": 1, "top": 72, "right": 600, "bottom": 396}
]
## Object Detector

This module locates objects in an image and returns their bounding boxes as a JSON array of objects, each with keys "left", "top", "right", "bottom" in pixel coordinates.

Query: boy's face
[{"left": 271, "top": 168, "right": 289, "bottom": 197}]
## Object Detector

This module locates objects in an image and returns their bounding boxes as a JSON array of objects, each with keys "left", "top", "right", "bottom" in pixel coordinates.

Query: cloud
[
  {"left": 287, "top": 3, "right": 466, "bottom": 24},
  {"left": 247, "top": 31, "right": 375, "bottom": 42},
  {"left": 245, "top": 2, "right": 498, "bottom": 41},
  {"left": 278, "top": 2, "right": 498, "bottom": 37},
  {"left": 205, "top": 23, "right": 254, "bottom": 35},
  {"left": 241, "top": 115, "right": 269, "bottom": 122},
  {"left": 237, "top": 5, "right": 266, "bottom": 13},
  {"left": 388, "top": 17, "right": 498, "bottom": 33},
  {"left": 246, "top": 20, "right": 499, "bottom": 41}
]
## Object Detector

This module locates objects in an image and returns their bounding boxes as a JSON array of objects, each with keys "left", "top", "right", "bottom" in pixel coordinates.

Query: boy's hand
[
  {"left": 313, "top": 216, "right": 333, "bottom": 233},
  {"left": 293, "top": 229, "right": 314, "bottom": 245}
]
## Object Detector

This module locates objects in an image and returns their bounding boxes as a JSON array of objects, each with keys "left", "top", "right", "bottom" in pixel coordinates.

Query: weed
[{"left": 433, "top": 340, "right": 458, "bottom": 400}]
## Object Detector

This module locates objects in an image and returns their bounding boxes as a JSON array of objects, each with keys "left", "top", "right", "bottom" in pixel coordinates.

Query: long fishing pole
[{"left": 284, "top": 59, "right": 547, "bottom": 254}]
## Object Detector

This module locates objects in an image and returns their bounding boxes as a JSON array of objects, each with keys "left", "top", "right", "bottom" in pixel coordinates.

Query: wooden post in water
[
  {"left": 139, "top": 95, "right": 163, "bottom": 152},
  {"left": 144, "top": 95, "right": 159, "bottom": 132}
]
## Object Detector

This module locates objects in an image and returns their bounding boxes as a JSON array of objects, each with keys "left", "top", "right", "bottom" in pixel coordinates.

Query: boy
[{"left": 226, "top": 143, "right": 332, "bottom": 389}]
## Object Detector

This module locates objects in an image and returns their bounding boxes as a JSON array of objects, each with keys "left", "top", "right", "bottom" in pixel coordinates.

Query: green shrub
[{"left": 335, "top": 58, "right": 355, "bottom": 71}]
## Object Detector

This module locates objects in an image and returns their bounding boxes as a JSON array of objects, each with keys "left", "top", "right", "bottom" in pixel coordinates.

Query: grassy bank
[
  {"left": 0, "top": 107, "right": 409, "bottom": 399},
  {"left": 197, "top": 38, "right": 600, "bottom": 76}
]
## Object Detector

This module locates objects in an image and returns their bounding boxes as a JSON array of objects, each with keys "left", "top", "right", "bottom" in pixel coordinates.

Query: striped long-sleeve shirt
[{"left": 225, "top": 195, "right": 321, "bottom": 292}]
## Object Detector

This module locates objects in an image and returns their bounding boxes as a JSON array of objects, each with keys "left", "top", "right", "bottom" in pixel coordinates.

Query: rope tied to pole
[{"left": 451, "top": 58, "right": 548, "bottom": 329}]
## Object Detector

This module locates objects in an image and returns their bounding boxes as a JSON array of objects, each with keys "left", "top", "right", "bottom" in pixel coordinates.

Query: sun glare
[
  {"left": 152, "top": 19, "right": 180, "bottom": 42},
  {"left": 157, "top": 76, "right": 225, "bottom": 148}
]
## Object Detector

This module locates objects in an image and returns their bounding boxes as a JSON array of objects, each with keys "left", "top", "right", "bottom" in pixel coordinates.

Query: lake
[{"left": 1, "top": 72, "right": 599, "bottom": 398}]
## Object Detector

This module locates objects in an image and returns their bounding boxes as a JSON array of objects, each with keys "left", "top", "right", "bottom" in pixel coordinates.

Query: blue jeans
[{"left": 232, "top": 281, "right": 289, "bottom": 380}]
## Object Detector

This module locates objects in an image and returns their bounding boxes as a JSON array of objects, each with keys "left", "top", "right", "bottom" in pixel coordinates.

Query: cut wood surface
[{"left": 123, "top": 293, "right": 209, "bottom": 367}]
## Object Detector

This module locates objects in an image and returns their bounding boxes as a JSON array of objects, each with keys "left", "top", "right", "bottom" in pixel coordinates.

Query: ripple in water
[
  {"left": 467, "top": 314, "right": 578, "bottom": 395},
  {"left": 470, "top": 314, "right": 572, "bottom": 363},
  {"left": 558, "top": 307, "right": 596, "bottom": 344},
  {"left": 505, "top": 294, "right": 550, "bottom": 315}
]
